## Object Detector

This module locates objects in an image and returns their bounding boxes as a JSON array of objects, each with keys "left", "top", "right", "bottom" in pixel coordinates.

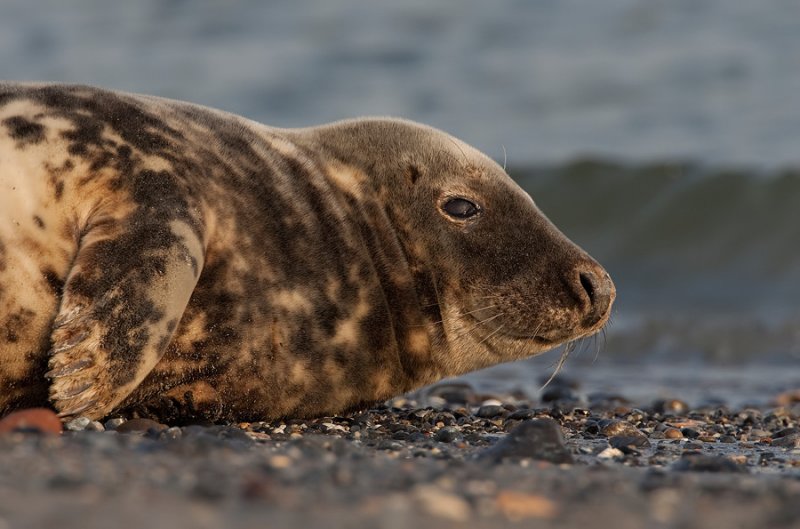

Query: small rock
[
  {"left": 653, "top": 399, "right": 689, "bottom": 415},
  {"left": 506, "top": 409, "right": 537, "bottom": 421},
  {"left": 64, "top": 417, "right": 92, "bottom": 431},
  {"left": 772, "top": 427, "right": 798, "bottom": 439},
  {"left": 114, "top": 418, "right": 168, "bottom": 434},
  {"left": 104, "top": 418, "right": 126, "bottom": 430},
  {"left": 540, "top": 385, "right": 577, "bottom": 403},
  {"left": 609, "top": 435, "right": 651, "bottom": 454},
  {"left": 673, "top": 453, "right": 747, "bottom": 473},
  {"left": 495, "top": 490, "right": 558, "bottom": 521},
  {"left": 476, "top": 405, "right": 505, "bottom": 418},
  {"left": 0, "top": 408, "right": 62, "bottom": 435},
  {"left": 664, "top": 428, "right": 683, "bottom": 439},
  {"left": 599, "top": 419, "right": 642, "bottom": 438},
  {"left": 479, "top": 418, "right": 573, "bottom": 464},
  {"left": 85, "top": 421, "right": 104, "bottom": 432},
  {"left": 434, "top": 427, "right": 462, "bottom": 443},
  {"left": 681, "top": 428, "right": 701, "bottom": 439},
  {"left": 772, "top": 433, "right": 800, "bottom": 448},
  {"left": 597, "top": 447, "right": 625, "bottom": 459},
  {"left": 414, "top": 485, "right": 471, "bottom": 522},
  {"left": 718, "top": 435, "right": 737, "bottom": 443},
  {"left": 426, "top": 382, "right": 476, "bottom": 405}
]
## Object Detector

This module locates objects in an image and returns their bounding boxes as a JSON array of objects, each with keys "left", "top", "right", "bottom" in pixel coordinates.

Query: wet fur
[{"left": 0, "top": 83, "right": 614, "bottom": 422}]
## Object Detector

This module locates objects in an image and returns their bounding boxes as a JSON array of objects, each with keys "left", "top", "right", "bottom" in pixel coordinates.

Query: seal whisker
[
  {"left": 540, "top": 340, "right": 576, "bottom": 391},
  {"left": 476, "top": 323, "right": 506, "bottom": 347},
  {"left": 412, "top": 304, "right": 500, "bottom": 327},
  {"left": 451, "top": 312, "right": 504, "bottom": 342}
]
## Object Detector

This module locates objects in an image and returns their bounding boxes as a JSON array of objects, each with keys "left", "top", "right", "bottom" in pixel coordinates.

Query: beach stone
[
  {"left": 664, "top": 428, "right": 683, "bottom": 439},
  {"left": 772, "top": 427, "right": 798, "bottom": 439},
  {"left": 609, "top": 435, "right": 651, "bottom": 454},
  {"left": 681, "top": 428, "right": 701, "bottom": 439},
  {"left": 772, "top": 433, "right": 800, "bottom": 448},
  {"left": 540, "top": 385, "right": 578, "bottom": 403},
  {"left": 414, "top": 485, "right": 471, "bottom": 522},
  {"left": 479, "top": 418, "right": 574, "bottom": 464},
  {"left": 104, "top": 418, "right": 126, "bottom": 430},
  {"left": 434, "top": 427, "right": 462, "bottom": 443},
  {"left": 476, "top": 404, "right": 505, "bottom": 418},
  {"left": 653, "top": 399, "right": 689, "bottom": 415},
  {"left": 506, "top": 409, "right": 537, "bottom": 421},
  {"left": 64, "top": 417, "right": 92, "bottom": 431},
  {"left": 426, "top": 382, "right": 476, "bottom": 405},
  {"left": 495, "top": 490, "right": 559, "bottom": 521},
  {"left": 115, "top": 418, "right": 168, "bottom": 434},
  {"left": 673, "top": 453, "right": 747, "bottom": 473},
  {"left": 0, "top": 408, "right": 62, "bottom": 435},
  {"left": 599, "top": 419, "right": 643, "bottom": 438}
]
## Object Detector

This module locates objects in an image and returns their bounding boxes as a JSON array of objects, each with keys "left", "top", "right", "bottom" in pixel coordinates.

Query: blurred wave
[{"left": 515, "top": 160, "right": 800, "bottom": 361}]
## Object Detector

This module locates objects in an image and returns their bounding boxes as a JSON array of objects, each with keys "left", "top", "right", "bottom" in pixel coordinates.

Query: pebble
[
  {"left": 434, "top": 427, "right": 462, "bottom": 443},
  {"left": 476, "top": 405, "right": 505, "bottom": 419},
  {"left": 673, "top": 454, "right": 747, "bottom": 473},
  {"left": 495, "top": 490, "right": 559, "bottom": 520},
  {"left": 599, "top": 419, "right": 643, "bottom": 438},
  {"left": 479, "top": 418, "right": 574, "bottom": 464},
  {"left": 115, "top": 418, "right": 168, "bottom": 434},
  {"left": 104, "top": 418, "right": 126, "bottom": 430},
  {"left": 609, "top": 435, "right": 651, "bottom": 454},
  {"left": 540, "top": 385, "right": 578, "bottom": 403},
  {"left": 64, "top": 417, "right": 92, "bottom": 432},
  {"left": 653, "top": 399, "right": 690, "bottom": 415},
  {"left": 413, "top": 485, "right": 471, "bottom": 521},
  {"left": 0, "top": 408, "right": 62, "bottom": 435},
  {"left": 772, "top": 433, "right": 800, "bottom": 448},
  {"left": 664, "top": 428, "right": 683, "bottom": 439}
]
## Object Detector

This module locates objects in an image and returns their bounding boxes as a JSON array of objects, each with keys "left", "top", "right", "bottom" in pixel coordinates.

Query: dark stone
[
  {"left": 609, "top": 435, "right": 651, "bottom": 454},
  {"left": 599, "top": 419, "right": 643, "bottom": 438},
  {"left": 434, "top": 427, "right": 461, "bottom": 443},
  {"left": 114, "top": 418, "right": 168, "bottom": 434},
  {"left": 476, "top": 404, "right": 505, "bottom": 418},
  {"left": 673, "top": 453, "right": 747, "bottom": 473},
  {"left": 681, "top": 428, "right": 701, "bottom": 439},
  {"left": 478, "top": 418, "right": 574, "bottom": 464},
  {"left": 652, "top": 399, "right": 689, "bottom": 415},
  {"left": 540, "top": 385, "right": 577, "bottom": 403}
]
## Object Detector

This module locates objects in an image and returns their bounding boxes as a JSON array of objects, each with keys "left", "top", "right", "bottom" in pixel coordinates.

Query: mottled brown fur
[{"left": 0, "top": 83, "right": 614, "bottom": 422}]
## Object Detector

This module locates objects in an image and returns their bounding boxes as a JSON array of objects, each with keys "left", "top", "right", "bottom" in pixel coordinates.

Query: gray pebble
[
  {"left": 478, "top": 418, "right": 574, "bottom": 464},
  {"left": 476, "top": 405, "right": 504, "bottom": 419},
  {"left": 673, "top": 453, "right": 747, "bottom": 473},
  {"left": 434, "top": 427, "right": 462, "bottom": 443},
  {"left": 104, "top": 418, "right": 126, "bottom": 430},
  {"left": 64, "top": 417, "right": 92, "bottom": 432}
]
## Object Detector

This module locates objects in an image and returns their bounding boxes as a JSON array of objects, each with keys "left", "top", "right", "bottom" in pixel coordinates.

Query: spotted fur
[{"left": 0, "top": 83, "right": 614, "bottom": 422}]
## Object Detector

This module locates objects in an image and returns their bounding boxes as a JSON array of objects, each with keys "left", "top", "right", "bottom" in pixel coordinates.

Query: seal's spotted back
[{"left": 0, "top": 83, "right": 614, "bottom": 422}]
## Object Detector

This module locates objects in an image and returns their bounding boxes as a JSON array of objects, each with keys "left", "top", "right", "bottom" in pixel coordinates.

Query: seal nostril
[{"left": 579, "top": 271, "right": 596, "bottom": 304}]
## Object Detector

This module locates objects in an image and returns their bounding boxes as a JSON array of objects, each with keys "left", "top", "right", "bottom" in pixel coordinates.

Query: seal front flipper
[{"left": 47, "top": 216, "right": 204, "bottom": 420}]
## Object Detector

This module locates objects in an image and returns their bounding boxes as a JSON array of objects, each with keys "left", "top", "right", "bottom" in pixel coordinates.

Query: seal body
[{"left": 0, "top": 83, "right": 615, "bottom": 422}]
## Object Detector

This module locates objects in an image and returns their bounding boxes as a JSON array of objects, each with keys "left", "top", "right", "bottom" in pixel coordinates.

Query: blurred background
[{"left": 3, "top": 0, "right": 798, "bottom": 403}]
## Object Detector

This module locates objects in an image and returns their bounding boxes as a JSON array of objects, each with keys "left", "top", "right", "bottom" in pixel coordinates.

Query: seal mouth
[{"left": 462, "top": 310, "right": 609, "bottom": 349}]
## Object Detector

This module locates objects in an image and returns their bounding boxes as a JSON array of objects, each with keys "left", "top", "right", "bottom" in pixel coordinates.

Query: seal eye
[{"left": 442, "top": 197, "right": 480, "bottom": 219}]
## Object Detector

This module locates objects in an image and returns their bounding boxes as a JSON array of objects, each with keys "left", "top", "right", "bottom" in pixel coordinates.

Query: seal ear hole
[
  {"left": 405, "top": 164, "right": 422, "bottom": 184},
  {"left": 441, "top": 197, "right": 481, "bottom": 219}
]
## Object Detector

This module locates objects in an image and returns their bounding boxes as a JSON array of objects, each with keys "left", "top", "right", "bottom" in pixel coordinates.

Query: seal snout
[{"left": 572, "top": 261, "right": 615, "bottom": 329}]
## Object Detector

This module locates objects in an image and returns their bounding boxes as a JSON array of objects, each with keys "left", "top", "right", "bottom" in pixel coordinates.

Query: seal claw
[
  {"left": 50, "top": 382, "right": 92, "bottom": 400},
  {"left": 50, "top": 329, "right": 90, "bottom": 353},
  {"left": 56, "top": 399, "right": 99, "bottom": 418},
  {"left": 44, "top": 359, "right": 94, "bottom": 379}
]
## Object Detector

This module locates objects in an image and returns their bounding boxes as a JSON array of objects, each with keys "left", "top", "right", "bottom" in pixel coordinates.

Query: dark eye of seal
[{"left": 442, "top": 197, "right": 481, "bottom": 219}]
